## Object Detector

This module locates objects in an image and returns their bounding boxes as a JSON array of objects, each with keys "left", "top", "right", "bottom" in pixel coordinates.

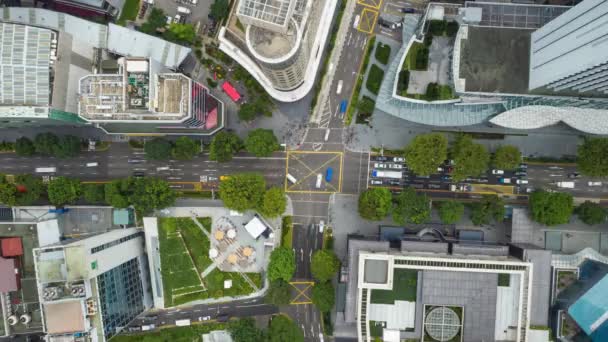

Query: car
[
  {"left": 389, "top": 164, "right": 403, "bottom": 169},
  {"left": 370, "top": 180, "right": 383, "bottom": 185},
  {"left": 410, "top": 183, "right": 425, "bottom": 189},
  {"left": 441, "top": 175, "right": 451, "bottom": 181},
  {"left": 516, "top": 179, "right": 528, "bottom": 184},
  {"left": 374, "top": 163, "right": 387, "bottom": 168},
  {"left": 378, "top": 18, "right": 396, "bottom": 29},
  {"left": 519, "top": 163, "right": 528, "bottom": 169},
  {"left": 499, "top": 177, "right": 511, "bottom": 184},
  {"left": 492, "top": 169, "right": 505, "bottom": 175},
  {"left": 437, "top": 167, "right": 444, "bottom": 172},
  {"left": 588, "top": 181, "right": 603, "bottom": 186},
  {"left": 145, "top": 315, "right": 158, "bottom": 320},
  {"left": 416, "top": 175, "right": 430, "bottom": 179},
  {"left": 428, "top": 183, "right": 442, "bottom": 189},
  {"left": 133, "top": 171, "right": 145, "bottom": 178},
  {"left": 325, "top": 168, "right": 333, "bottom": 182},
  {"left": 373, "top": 156, "right": 389, "bottom": 162},
  {"left": 388, "top": 180, "right": 401, "bottom": 186},
  {"left": 127, "top": 159, "right": 144, "bottom": 163},
  {"left": 216, "top": 314, "right": 230, "bottom": 323},
  {"left": 526, "top": 187, "right": 535, "bottom": 193},
  {"left": 568, "top": 172, "right": 581, "bottom": 179},
  {"left": 514, "top": 171, "right": 527, "bottom": 177},
  {"left": 400, "top": 7, "right": 416, "bottom": 13},
  {"left": 197, "top": 316, "right": 211, "bottom": 322},
  {"left": 127, "top": 327, "right": 141, "bottom": 332},
  {"left": 445, "top": 159, "right": 455, "bottom": 165},
  {"left": 393, "top": 157, "right": 405, "bottom": 162}
]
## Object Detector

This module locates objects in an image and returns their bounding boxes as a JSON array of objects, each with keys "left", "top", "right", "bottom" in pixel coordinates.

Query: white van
[
  {"left": 177, "top": 6, "right": 191, "bottom": 14},
  {"left": 287, "top": 174, "right": 297, "bottom": 184},
  {"left": 492, "top": 169, "right": 504, "bottom": 175},
  {"left": 353, "top": 15, "right": 361, "bottom": 29},
  {"left": 336, "top": 80, "right": 343, "bottom": 95},
  {"left": 316, "top": 173, "right": 322, "bottom": 189},
  {"left": 86, "top": 162, "right": 98, "bottom": 167}
]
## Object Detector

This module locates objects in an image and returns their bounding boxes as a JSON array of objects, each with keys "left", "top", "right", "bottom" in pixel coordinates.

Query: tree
[
  {"left": 129, "top": 178, "right": 176, "bottom": 214},
  {"left": 576, "top": 201, "right": 606, "bottom": 225},
  {"left": 312, "top": 281, "right": 335, "bottom": 312},
  {"left": 219, "top": 173, "right": 266, "bottom": 212},
  {"left": 210, "top": 0, "right": 230, "bottom": 21},
  {"left": 53, "top": 135, "right": 81, "bottom": 158},
  {"left": 393, "top": 187, "right": 431, "bottom": 225},
  {"left": 470, "top": 195, "right": 505, "bottom": 226},
  {"left": 104, "top": 179, "right": 131, "bottom": 208},
  {"left": 238, "top": 102, "right": 258, "bottom": 122},
  {"left": 209, "top": 131, "right": 243, "bottom": 162},
  {"left": 228, "top": 318, "right": 264, "bottom": 342},
  {"left": 14, "top": 174, "right": 45, "bottom": 206},
  {"left": 311, "top": 250, "right": 340, "bottom": 282},
  {"left": 267, "top": 315, "right": 304, "bottom": 342},
  {"left": 438, "top": 201, "right": 464, "bottom": 224},
  {"left": 0, "top": 181, "right": 17, "bottom": 206},
  {"left": 358, "top": 188, "right": 392, "bottom": 220},
  {"left": 357, "top": 97, "right": 375, "bottom": 114},
  {"left": 405, "top": 133, "right": 448, "bottom": 176},
  {"left": 578, "top": 138, "right": 608, "bottom": 177},
  {"left": 493, "top": 145, "right": 521, "bottom": 170},
  {"left": 145, "top": 138, "right": 173, "bottom": 160},
  {"left": 245, "top": 129, "right": 280, "bottom": 157},
  {"left": 267, "top": 247, "right": 296, "bottom": 282},
  {"left": 48, "top": 177, "right": 81, "bottom": 206},
  {"left": 82, "top": 184, "right": 105, "bottom": 204},
  {"left": 259, "top": 187, "right": 286, "bottom": 218},
  {"left": 140, "top": 8, "right": 166, "bottom": 34},
  {"left": 34, "top": 132, "right": 59, "bottom": 155},
  {"left": 451, "top": 134, "right": 489, "bottom": 181},
  {"left": 15, "top": 137, "right": 35, "bottom": 156},
  {"left": 529, "top": 191, "right": 574, "bottom": 226},
  {"left": 164, "top": 23, "right": 196, "bottom": 44},
  {"left": 265, "top": 279, "right": 291, "bottom": 305},
  {"left": 172, "top": 136, "right": 199, "bottom": 160}
]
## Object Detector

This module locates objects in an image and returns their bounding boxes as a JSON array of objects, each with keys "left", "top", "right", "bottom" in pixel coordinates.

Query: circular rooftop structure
[
  {"left": 425, "top": 307, "right": 460, "bottom": 341},
  {"left": 246, "top": 18, "right": 301, "bottom": 65}
]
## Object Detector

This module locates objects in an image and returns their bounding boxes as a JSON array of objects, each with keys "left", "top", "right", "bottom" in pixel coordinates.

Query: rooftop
[
  {"left": 0, "top": 23, "right": 54, "bottom": 107},
  {"left": 569, "top": 274, "right": 608, "bottom": 337},
  {"left": 237, "top": 0, "right": 295, "bottom": 27},
  {"left": 458, "top": 26, "right": 531, "bottom": 94},
  {"left": 0, "top": 257, "right": 18, "bottom": 292},
  {"left": 43, "top": 301, "right": 85, "bottom": 334},
  {"left": 247, "top": 20, "right": 299, "bottom": 60}
]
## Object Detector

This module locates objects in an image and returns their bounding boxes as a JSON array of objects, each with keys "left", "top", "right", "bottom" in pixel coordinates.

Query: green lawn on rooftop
[{"left": 371, "top": 269, "right": 418, "bottom": 304}]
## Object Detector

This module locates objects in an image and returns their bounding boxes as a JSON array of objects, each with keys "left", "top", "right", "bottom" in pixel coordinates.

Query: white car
[
  {"left": 374, "top": 163, "right": 386, "bottom": 168},
  {"left": 393, "top": 157, "right": 405, "bottom": 162},
  {"left": 370, "top": 180, "right": 383, "bottom": 185},
  {"left": 516, "top": 179, "right": 528, "bottom": 185},
  {"left": 437, "top": 167, "right": 444, "bottom": 172},
  {"left": 492, "top": 169, "right": 505, "bottom": 175},
  {"left": 389, "top": 164, "right": 403, "bottom": 169},
  {"left": 319, "top": 220, "right": 325, "bottom": 233},
  {"left": 198, "top": 316, "right": 211, "bottom": 321},
  {"left": 589, "top": 181, "right": 603, "bottom": 186}
]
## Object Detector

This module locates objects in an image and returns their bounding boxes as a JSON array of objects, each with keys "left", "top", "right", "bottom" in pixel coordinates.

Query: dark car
[
  {"left": 374, "top": 156, "right": 389, "bottom": 162},
  {"left": 568, "top": 172, "right": 581, "bottom": 179},
  {"left": 133, "top": 171, "right": 145, "bottom": 178},
  {"left": 400, "top": 7, "right": 416, "bottom": 13},
  {"left": 216, "top": 314, "right": 230, "bottom": 323},
  {"left": 388, "top": 180, "right": 401, "bottom": 186}
]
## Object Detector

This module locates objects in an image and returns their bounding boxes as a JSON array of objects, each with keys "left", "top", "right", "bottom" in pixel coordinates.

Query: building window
[{"left": 91, "top": 232, "right": 143, "bottom": 254}]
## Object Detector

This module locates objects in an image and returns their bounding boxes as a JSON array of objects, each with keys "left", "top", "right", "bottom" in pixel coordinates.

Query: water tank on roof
[
  {"left": 8, "top": 315, "right": 17, "bottom": 326},
  {"left": 20, "top": 314, "right": 31, "bottom": 324}
]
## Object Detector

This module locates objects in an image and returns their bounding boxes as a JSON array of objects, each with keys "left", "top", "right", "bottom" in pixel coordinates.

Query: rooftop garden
[
  {"left": 371, "top": 269, "right": 418, "bottom": 304},
  {"left": 158, "top": 217, "right": 262, "bottom": 307},
  {"left": 556, "top": 269, "right": 577, "bottom": 296}
]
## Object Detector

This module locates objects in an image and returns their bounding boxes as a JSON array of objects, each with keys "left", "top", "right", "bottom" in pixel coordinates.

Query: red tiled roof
[
  {"left": 0, "top": 257, "right": 19, "bottom": 292},
  {"left": 1, "top": 237, "right": 22, "bottom": 257}
]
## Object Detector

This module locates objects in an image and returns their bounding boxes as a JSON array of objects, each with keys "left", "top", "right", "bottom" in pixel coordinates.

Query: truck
[
  {"left": 141, "top": 324, "right": 156, "bottom": 331},
  {"left": 35, "top": 167, "right": 56, "bottom": 173},
  {"left": 372, "top": 170, "right": 402, "bottom": 179},
  {"left": 175, "top": 319, "right": 191, "bottom": 327},
  {"left": 557, "top": 181, "right": 575, "bottom": 189}
]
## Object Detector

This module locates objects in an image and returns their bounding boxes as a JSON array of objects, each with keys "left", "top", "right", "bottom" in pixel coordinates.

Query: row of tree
[
  {"left": 210, "top": 129, "right": 280, "bottom": 162},
  {"left": 218, "top": 173, "right": 286, "bottom": 218},
  {"left": 358, "top": 187, "right": 506, "bottom": 226},
  {"left": 404, "top": 133, "right": 521, "bottom": 180},
  {"left": 529, "top": 190, "right": 607, "bottom": 226},
  {"left": 15, "top": 133, "right": 83, "bottom": 158},
  {"left": 0, "top": 174, "right": 175, "bottom": 214},
  {"left": 143, "top": 137, "right": 200, "bottom": 160}
]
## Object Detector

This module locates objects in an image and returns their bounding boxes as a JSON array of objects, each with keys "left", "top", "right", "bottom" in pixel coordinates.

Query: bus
[
  {"left": 222, "top": 81, "right": 241, "bottom": 102},
  {"left": 36, "top": 167, "right": 56, "bottom": 173},
  {"left": 316, "top": 174, "right": 322, "bottom": 188}
]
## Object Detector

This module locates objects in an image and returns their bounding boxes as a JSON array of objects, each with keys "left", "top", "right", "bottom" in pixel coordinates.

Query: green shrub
[
  {"left": 206, "top": 77, "right": 218, "bottom": 88},
  {"left": 415, "top": 46, "right": 429, "bottom": 70},
  {"left": 446, "top": 21, "right": 459, "bottom": 36},
  {"left": 428, "top": 20, "right": 447, "bottom": 36},
  {"left": 117, "top": 0, "right": 140, "bottom": 26},
  {"left": 375, "top": 43, "right": 391, "bottom": 65},
  {"left": 365, "top": 64, "right": 385, "bottom": 95},
  {"left": 397, "top": 70, "right": 410, "bottom": 93}
]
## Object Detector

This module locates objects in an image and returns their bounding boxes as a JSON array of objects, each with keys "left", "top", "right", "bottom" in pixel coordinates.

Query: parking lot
[
  {"left": 142, "top": 0, "right": 214, "bottom": 32},
  {"left": 285, "top": 151, "right": 343, "bottom": 193}
]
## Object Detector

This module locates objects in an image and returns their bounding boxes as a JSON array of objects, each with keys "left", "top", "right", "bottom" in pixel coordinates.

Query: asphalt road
[
  {"left": 292, "top": 222, "right": 324, "bottom": 280},
  {"left": 0, "top": 143, "right": 286, "bottom": 188}
]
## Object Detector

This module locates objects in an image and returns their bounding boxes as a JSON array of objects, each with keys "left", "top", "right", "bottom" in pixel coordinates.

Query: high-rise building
[
  {"left": 528, "top": 0, "right": 608, "bottom": 94},
  {"left": 33, "top": 228, "right": 152, "bottom": 342}
]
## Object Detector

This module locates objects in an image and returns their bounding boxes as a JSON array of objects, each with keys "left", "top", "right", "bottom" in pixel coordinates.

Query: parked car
[
  {"left": 514, "top": 171, "right": 527, "bottom": 177},
  {"left": 516, "top": 179, "right": 529, "bottom": 184},
  {"left": 388, "top": 180, "right": 401, "bottom": 186},
  {"left": 568, "top": 172, "right": 581, "bottom": 179},
  {"left": 526, "top": 187, "right": 535, "bottom": 193},
  {"left": 133, "top": 171, "right": 145, "bottom": 178},
  {"left": 492, "top": 169, "right": 504, "bottom": 175},
  {"left": 519, "top": 163, "right": 528, "bottom": 169},
  {"left": 499, "top": 177, "right": 511, "bottom": 184},
  {"left": 400, "top": 7, "right": 416, "bottom": 13},
  {"left": 374, "top": 163, "right": 386, "bottom": 168},
  {"left": 588, "top": 181, "right": 603, "bottom": 186},
  {"left": 393, "top": 157, "right": 405, "bottom": 162},
  {"left": 441, "top": 175, "right": 451, "bottom": 181},
  {"left": 389, "top": 164, "right": 403, "bottom": 169},
  {"left": 445, "top": 159, "right": 455, "bottom": 165},
  {"left": 428, "top": 183, "right": 442, "bottom": 189},
  {"left": 370, "top": 180, "right": 383, "bottom": 185},
  {"left": 216, "top": 315, "right": 230, "bottom": 323},
  {"left": 373, "top": 156, "right": 389, "bottom": 162}
]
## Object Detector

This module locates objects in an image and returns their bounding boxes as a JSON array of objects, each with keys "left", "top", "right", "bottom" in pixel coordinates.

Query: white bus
[
  {"left": 86, "top": 162, "right": 98, "bottom": 167},
  {"left": 175, "top": 319, "right": 191, "bottom": 326},
  {"left": 35, "top": 167, "right": 56, "bottom": 173},
  {"left": 287, "top": 174, "right": 297, "bottom": 184}
]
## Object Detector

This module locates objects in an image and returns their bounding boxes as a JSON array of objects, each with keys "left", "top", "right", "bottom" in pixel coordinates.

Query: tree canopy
[
  {"left": 145, "top": 138, "right": 173, "bottom": 160},
  {"left": 219, "top": 173, "right": 266, "bottom": 212},
  {"left": 393, "top": 187, "right": 431, "bottom": 225},
  {"left": 209, "top": 131, "right": 243, "bottom": 162},
  {"left": 576, "top": 201, "right": 606, "bottom": 225},
  {"left": 103, "top": 177, "right": 175, "bottom": 213},
  {"left": 312, "top": 281, "right": 335, "bottom": 312},
  {"left": 83, "top": 184, "right": 105, "bottom": 204},
  {"left": 404, "top": 133, "right": 448, "bottom": 176},
  {"left": 228, "top": 318, "right": 264, "bottom": 342},
  {"left": 48, "top": 177, "right": 81, "bottom": 206},
  {"left": 267, "top": 315, "right": 304, "bottom": 342},
  {"left": 259, "top": 187, "right": 286, "bottom": 218},
  {"left": 493, "top": 145, "right": 521, "bottom": 170},
  {"left": 358, "top": 188, "right": 392, "bottom": 220},
  {"left": 0, "top": 180, "right": 17, "bottom": 206},
  {"left": 451, "top": 135, "right": 489, "bottom": 181},
  {"left": 245, "top": 129, "right": 280, "bottom": 157},
  {"left": 14, "top": 174, "right": 45, "bottom": 206},
  {"left": 15, "top": 137, "right": 35, "bottom": 156},
  {"left": 529, "top": 191, "right": 574, "bottom": 226},
  {"left": 438, "top": 200, "right": 465, "bottom": 224},
  {"left": 578, "top": 138, "right": 608, "bottom": 177},
  {"left": 210, "top": 0, "right": 230, "bottom": 21},
  {"left": 53, "top": 135, "right": 82, "bottom": 158},
  {"left": 311, "top": 250, "right": 340, "bottom": 282},
  {"left": 34, "top": 133, "right": 59, "bottom": 155},
  {"left": 265, "top": 279, "right": 291, "bottom": 306},
  {"left": 469, "top": 195, "right": 505, "bottom": 226},
  {"left": 267, "top": 247, "right": 296, "bottom": 282},
  {"left": 172, "top": 136, "right": 199, "bottom": 160},
  {"left": 104, "top": 179, "right": 132, "bottom": 208},
  {"left": 164, "top": 23, "right": 196, "bottom": 45},
  {"left": 140, "top": 8, "right": 166, "bottom": 34}
]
